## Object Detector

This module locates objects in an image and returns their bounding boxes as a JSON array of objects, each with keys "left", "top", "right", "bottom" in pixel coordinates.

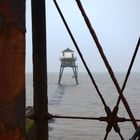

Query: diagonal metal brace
[{"left": 75, "top": 0, "right": 138, "bottom": 130}]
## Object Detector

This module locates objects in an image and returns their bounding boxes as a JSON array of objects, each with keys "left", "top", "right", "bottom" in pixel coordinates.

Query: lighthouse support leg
[
  {"left": 72, "top": 66, "right": 78, "bottom": 84},
  {"left": 58, "top": 66, "right": 64, "bottom": 84}
]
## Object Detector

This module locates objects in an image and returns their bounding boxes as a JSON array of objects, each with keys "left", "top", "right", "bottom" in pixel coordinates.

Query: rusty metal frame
[
  {"left": 0, "top": 0, "right": 25, "bottom": 140},
  {"left": 52, "top": 0, "right": 140, "bottom": 139},
  {"left": 31, "top": 0, "right": 53, "bottom": 139},
  {"left": 26, "top": 0, "right": 140, "bottom": 139}
]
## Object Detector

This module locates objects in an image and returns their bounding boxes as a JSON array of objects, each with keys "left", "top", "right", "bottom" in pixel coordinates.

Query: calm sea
[{"left": 26, "top": 72, "right": 140, "bottom": 140}]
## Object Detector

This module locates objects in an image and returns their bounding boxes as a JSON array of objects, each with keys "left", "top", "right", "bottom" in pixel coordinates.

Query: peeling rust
[{"left": 0, "top": 0, "right": 25, "bottom": 139}]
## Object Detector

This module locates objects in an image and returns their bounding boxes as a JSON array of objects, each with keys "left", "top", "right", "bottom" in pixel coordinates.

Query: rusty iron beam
[
  {"left": 53, "top": 115, "right": 140, "bottom": 122},
  {"left": 75, "top": 0, "right": 138, "bottom": 130},
  {"left": 116, "top": 37, "right": 140, "bottom": 106},
  {"left": 31, "top": 0, "right": 48, "bottom": 118},
  {"left": 31, "top": 0, "right": 50, "bottom": 139},
  {"left": 0, "top": 0, "right": 25, "bottom": 140}
]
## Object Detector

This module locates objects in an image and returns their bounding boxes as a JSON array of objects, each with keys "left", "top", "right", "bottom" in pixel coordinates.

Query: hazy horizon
[{"left": 26, "top": 0, "right": 140, "bottom": 73}]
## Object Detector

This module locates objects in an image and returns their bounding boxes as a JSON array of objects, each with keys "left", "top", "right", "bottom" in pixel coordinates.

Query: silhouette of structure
[{"left": 58, "top": 48, "right": 78, "bottom": 84}]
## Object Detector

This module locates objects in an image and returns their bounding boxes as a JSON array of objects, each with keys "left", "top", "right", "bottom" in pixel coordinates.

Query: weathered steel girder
[
  {"left": 0, "top": 0, "right": 25, "bottom": 140},
  {"left": 31, "top": 0, "right": 52, "bottom": 140}
]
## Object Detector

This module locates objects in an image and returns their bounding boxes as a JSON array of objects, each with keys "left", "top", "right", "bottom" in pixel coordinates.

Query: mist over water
[{"left": 26, "top": 72, "right": 140, "bottom": 140}]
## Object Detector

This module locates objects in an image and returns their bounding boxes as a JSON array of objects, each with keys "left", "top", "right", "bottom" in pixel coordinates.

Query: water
[{"left": 26, "top": 72, "right": 140, "bottom": 140}]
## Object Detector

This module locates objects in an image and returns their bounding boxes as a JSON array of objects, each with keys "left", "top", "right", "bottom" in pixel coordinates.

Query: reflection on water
[{"left": 49, "top": 85, "right": 66, "bottom": 105}]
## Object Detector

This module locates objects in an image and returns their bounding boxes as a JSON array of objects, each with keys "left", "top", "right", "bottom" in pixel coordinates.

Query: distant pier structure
[{"left": 58, "top": 48, "right": 78, "bottom": 84}]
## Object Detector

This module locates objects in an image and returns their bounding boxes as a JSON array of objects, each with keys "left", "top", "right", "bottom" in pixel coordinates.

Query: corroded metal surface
[{"left": 0, "top": 0, "right": 25, "bottom": 140}]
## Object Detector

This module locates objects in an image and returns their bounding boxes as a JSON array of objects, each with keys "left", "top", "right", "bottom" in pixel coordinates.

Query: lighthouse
[{"left": 58, "top": 48, "right": 78, "bottom": 84}]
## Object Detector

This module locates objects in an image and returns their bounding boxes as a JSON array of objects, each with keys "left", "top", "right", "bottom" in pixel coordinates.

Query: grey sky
[{"left": 26, "top": 0, "right": 140, "bottom": 73}]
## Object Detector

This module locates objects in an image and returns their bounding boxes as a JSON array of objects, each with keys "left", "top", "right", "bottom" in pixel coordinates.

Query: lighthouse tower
[{"left": 58, "top": 48, "right": 78, "bottom": 84}]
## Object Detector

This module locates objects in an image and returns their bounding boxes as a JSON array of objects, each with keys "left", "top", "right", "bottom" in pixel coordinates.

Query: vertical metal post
[
  {"left": 31, "top": 0, "right": 50, "bottom": 140},
  {"left": 0, "top": 0, "right": 25, "bottom": 140}
]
